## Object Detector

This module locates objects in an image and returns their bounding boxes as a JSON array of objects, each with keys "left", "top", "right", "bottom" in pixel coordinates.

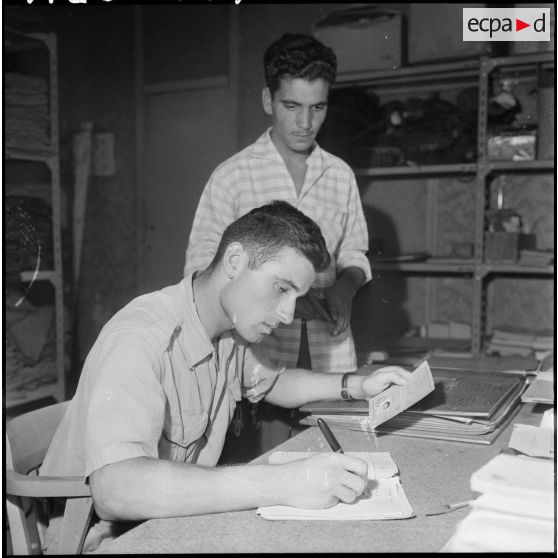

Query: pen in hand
[{"left": 317, "top": 418, "right": 370, "bottom": 498}]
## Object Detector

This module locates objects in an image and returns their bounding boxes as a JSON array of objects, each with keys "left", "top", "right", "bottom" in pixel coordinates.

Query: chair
[{"left": 6, "top": 401, "right": 94, "bottom": 555}]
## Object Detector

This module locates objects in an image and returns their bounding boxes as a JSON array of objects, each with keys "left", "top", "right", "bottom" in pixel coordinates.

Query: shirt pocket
[
  {"left": 316, "top": 203, "right": 345, "bottom": 257},
  {"left": 161, "top": 410, "right": 209, "bottom": 462}
]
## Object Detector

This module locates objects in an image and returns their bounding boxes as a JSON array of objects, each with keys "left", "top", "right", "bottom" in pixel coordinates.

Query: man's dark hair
[
  {"left": 264, "top": 33, "right": 337, "bottom": 96},
  {"left": 207, "top": 200, "right": 330, "bottom": 273}
]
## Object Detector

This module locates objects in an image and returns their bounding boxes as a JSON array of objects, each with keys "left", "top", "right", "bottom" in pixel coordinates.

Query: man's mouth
[{"left": 263, "top": 323, "right": 277, "bottom": 334}]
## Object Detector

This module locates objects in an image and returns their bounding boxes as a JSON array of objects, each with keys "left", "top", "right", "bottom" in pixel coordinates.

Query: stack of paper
[
  {"left": 486, "top": 327, "right": 554, "bottom": 359},
  {"left": 443, "top": 452, "right": 554, "bottom": 552},
  {"left": 257, "top": 451, "right": 414, "bottom": 520},
  {"left": 300, "top": 363, "right": 528, "bottom": 445},
  {"left": 521, "top": 369, "right": 554, "bottom": 404},
  {"left": 518, "top": 248, "right": 554, "bottom": 267}
]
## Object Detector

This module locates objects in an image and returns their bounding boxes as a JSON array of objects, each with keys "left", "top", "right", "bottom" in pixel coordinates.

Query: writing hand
[{"left": 278, "top": 453, "right": 368, "bottom": 509}]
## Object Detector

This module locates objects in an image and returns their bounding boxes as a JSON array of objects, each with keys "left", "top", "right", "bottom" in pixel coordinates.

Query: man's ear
[
  {"left": 262, "top": 87, "right": 273, "bottom": 116},
  {"left": 222, "top": 242, "right": 246, "bottom": 279}
]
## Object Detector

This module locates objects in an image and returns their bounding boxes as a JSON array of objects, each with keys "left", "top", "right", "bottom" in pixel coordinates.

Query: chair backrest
[
  {"left": 6, "top": 401, "right": 70, "bottom": 474},
  {"left": 6, "top": 400, "right": 72, "bottom": 554}
]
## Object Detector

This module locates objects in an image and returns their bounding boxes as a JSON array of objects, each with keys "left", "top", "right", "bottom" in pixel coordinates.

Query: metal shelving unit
[
  {"left": 5, "top": 30, "right": 65, "bottom": 408},
  {"left": 341, "top": 52, "right": 554, "bottom": 356}
]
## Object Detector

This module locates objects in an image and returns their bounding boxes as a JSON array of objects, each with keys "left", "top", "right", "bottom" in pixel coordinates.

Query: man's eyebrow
[
  {"left": 280, "top": 99, "right": 327, "bottom": 107},
  {"left": 275, "top": 276, "right": 300, "bottom": 292}
]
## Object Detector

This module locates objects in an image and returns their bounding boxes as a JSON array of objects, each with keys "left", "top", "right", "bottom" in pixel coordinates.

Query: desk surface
[{"left": 97, "top": 403, "right": 544, "bottom": 554}]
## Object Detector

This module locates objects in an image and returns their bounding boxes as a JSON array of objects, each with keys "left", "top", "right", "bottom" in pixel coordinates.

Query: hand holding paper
[
  {"left": 368, "top": 361, "right": 435, "bottom": 428},
  {"left": 359, "top": 365, "right": 412, "bottom": 398}
]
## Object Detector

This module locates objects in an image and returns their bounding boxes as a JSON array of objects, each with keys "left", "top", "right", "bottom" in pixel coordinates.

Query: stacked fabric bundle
[
  {"left": 5, "top": 290, "right": 57, "bottom": 398},
  {"left": 5, "top": 72, "right": 50, "bottom": 153}
]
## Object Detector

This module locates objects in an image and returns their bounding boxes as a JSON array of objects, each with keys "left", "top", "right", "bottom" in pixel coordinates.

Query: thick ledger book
[
  {"left": 256, "top": 451, "right": 414, "bottom": 521},
  {"left": 300, "top": 365, "right": 528, "bottom": 444}
]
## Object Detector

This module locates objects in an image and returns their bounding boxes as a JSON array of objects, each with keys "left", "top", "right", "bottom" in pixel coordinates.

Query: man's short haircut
[
  {"left": 264, "top": 33, "right": 337, "bottom": 96},
  {"left": 207, "top": 200, "right": 330, "bottom": 273}
]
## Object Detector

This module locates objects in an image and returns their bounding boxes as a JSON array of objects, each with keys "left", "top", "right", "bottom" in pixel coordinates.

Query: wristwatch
[{"left": 341, "top": 371, "right": 356, "bottom": 401}]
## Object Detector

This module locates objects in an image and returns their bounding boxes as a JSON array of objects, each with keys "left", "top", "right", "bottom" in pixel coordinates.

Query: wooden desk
[{"left": 96, "top": 403, "right": 545, "bottom": 554}]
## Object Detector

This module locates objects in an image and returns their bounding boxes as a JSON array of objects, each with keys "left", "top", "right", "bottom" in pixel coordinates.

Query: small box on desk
[
  {"left": 313, "top": 7, "right": 405, "bottom": 73},
  {"left": 485, "top": 232, "right": 536, "bottom": 262}
]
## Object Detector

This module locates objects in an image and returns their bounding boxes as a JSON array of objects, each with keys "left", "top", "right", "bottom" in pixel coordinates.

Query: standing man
[{"left": 185, "top": 33, "right": 371, "bottom": 380}]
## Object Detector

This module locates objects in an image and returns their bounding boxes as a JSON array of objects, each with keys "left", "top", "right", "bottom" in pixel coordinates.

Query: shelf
[
  {"left": 355, "top": 159, "right": 554, "bottom": 178},
  {"left": 373, "top": 262, "right": 554, "bottom": 277},
  {"left": 336, "top": 52, "right": 553, "bottom": 89},
  {"left": 355, "top": 163, "right": 477, "bottom": 178},
  {"left": 5, "top": 382, "right": 59, "bottom": 410},
  {"left": 488, "top": 51, "right": 555, "bottom": 69},
  {"left": 329, "top": 47, "right": 554, "bottom": 358},
  {"left": 477, "top": 264, "right": 555, "bottom": 277},
  {"left": 20, "top": 270, "right": 57, "bottom": 283},
  {"left": 4, "top": 27, "right": 52, "bottom": 51},
  {"left": 373, "top": 262, "right": 475, "bottom": 274},
  {"left": 336, "top": 58, "right": 480, "bottom": 87},
  {"left": 486, "top": 160, "right": 555, "bottom": 174},
  {"left": 5, "top": 149, "right": 56, "bottom": 163}
]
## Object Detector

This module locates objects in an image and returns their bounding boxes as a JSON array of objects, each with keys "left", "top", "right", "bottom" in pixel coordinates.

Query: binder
[{"left": 300, "top": 366, "right": 528, "bottom": 444}]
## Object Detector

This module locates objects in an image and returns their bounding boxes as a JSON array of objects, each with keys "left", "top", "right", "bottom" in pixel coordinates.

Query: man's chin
[{"left": 238, "top": 331, "right": 266, "bottom": 344}]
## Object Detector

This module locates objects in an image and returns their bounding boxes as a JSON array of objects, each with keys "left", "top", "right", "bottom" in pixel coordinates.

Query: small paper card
[
  {"left": 508, "top": 423, "right": 554, "bottom": 458},
  {"left": 369, "top": 360, "right": 435, "bottom": 428}
]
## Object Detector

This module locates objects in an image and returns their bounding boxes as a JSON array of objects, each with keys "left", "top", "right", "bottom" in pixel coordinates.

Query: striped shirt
[{"left": 185, "top": 129, "right": 372, "bottom": 373}]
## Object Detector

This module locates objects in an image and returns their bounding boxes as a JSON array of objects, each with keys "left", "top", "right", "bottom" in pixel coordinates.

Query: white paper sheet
[
  {"left": 508, "top": 423, "right": 554, "bottom": 458},
  {"left": 257, "top": 451, "right": 415, "bottom": 521}
]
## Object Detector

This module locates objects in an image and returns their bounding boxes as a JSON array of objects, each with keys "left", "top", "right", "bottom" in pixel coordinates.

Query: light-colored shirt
[
  {"left": 39, "top": 274, "right": 282, "bottom": 553},
  {"left": 41, "top": 276, "right": 247, "bottom": 479},
  {"left": 185, "top": 129, "right": 372, "bottom": 373}
]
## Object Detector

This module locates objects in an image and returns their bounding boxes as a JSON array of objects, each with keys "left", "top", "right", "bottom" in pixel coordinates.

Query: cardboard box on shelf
[
  {"left": 408, "top": 3, "right": 491, "bottom": 64},
  {"left": 485, "top": 232, "right": 536, "bottom": 262},
  {"left": 313, "top": 6, "right": 405, "bottom": 73},
  {"left": 487, "top": 130, "right": 537, "bottom": 161}
]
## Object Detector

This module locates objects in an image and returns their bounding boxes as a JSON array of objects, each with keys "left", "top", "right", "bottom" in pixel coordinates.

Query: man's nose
[
  {"left": 277, "top": 298, "right": 296, "bottom": 325},
  {"left": 297, "top": 109, "right": 312, "bottom": 130}
]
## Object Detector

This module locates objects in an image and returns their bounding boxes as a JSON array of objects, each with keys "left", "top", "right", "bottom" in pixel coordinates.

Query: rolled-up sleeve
[
  {"left": 184, "top": 165, "right": 239, "bottom": 276},
  {"left": 335, "top": 171, "right": 372, "bottom": 283},
  {"left": 85, "top": 330, "right": 166, "bottom": 477}
]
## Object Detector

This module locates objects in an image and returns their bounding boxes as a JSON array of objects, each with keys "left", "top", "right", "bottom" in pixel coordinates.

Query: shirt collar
[
  {"left": 178, "top": 273, "right": 215, "bottom": 367},
  {"left": 250, "top": 128, "right": 329, "bottom": 171}
]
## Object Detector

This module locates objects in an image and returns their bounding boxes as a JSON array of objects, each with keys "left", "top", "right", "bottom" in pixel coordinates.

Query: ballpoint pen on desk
[
  {"left": 425, "top": 500, "right": 473, "bottom": 516},
  {"left": 316, "top": 418, "right": 371, "bottom": 498}
]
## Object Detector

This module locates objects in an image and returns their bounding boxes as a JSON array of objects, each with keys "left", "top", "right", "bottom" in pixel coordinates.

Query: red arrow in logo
[{"left": 516, "top": 18, "right": 530, "bottom": 31}]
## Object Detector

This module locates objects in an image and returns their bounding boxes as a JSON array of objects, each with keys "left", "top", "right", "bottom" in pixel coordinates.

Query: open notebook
[{"left": 256, "top": 451, "right": 415, "bottom": 520}]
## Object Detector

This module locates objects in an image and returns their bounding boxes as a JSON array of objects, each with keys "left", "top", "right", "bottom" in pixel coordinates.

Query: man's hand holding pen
[
  {"left": 268, "top": 367, "right": 409, "bottom": 509},
  {"left": 276, "top": 452, "right": 370, "bottom": 509}
]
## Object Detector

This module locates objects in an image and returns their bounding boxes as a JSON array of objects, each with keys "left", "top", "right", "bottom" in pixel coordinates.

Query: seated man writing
[{"left": 40, "top": 201, "right": 409, "bottom": 552}]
